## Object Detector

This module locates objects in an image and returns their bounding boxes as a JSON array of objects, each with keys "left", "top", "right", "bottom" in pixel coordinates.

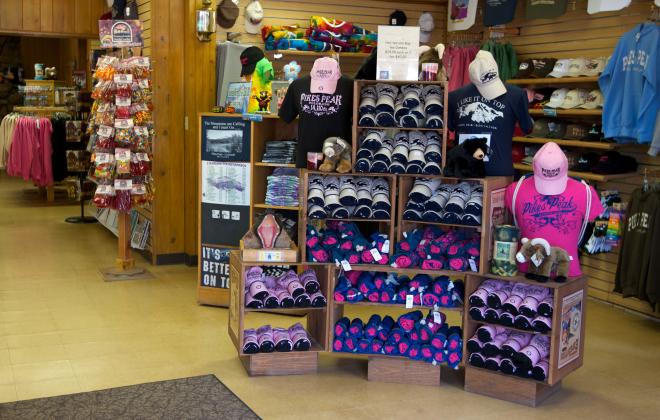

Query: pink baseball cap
[
  {"left": 533, "top": 142, "right": 568, "bottom": 195},
  {"left": 310, "top": 57, "right": 341, "bottom": 94}
]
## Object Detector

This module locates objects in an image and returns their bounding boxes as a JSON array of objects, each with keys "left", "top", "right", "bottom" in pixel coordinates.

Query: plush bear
[
  {"left": 319, "top": 137, "right": 352, "bottom": 173},
  {"left": 418, "top": 44, "right": 447, "bottom": 81},
  {"left": 516, "top": 238, "right": 570, "bottom": 283},
  {"left": 443, "top": 138, "right": 489, "bottom": 178}
]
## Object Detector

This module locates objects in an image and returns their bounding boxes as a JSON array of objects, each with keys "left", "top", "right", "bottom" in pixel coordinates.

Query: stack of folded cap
[
  {"left": 403, "top": 180, "right": 483, "bottom": 226},
  {"left": 573, "top": 151, "right": 637, "bottom": 174},
  {"left": 358, "top": 83, "right": 444, "bottom": 129},
  {"left": 261, "top": 140, "right": 297, "bottom": 164},
  {"left": 243, "top": 323, "right": 313, "bottom": 354},
  {"left": 467, "top": 326, "right": 550, "bottom": 381},
  {"left": 390, "top": 226, "right": 481, "bottom": 272},
  {"left": 334, "top": 271, "right": 464, "bottom": 308},
  {"left": 544, "top": 88, "right": 599, "bottom": 109},
  {"left": 514, "top": 58, "right": 557, "bottom": 79},
  {"left": 265, "top": 168, "right": 299, "bottom": 207},
  {"left": 307, "top": 175, "right": 391, "bottom": 220},
  {"left": 305, "top": 221, "right": 390, "bottom": 265},
  {"left": 332, "top": 311, "right": 463, "bottom": 368},
  {"left": 547, "top": 57, "right": 608, "bottom": 78},
  {"left": 468, "top": 279, "right": 553, "bottom": 333},
  {"left": 244, "top": 267, "right": 326, "bottom": 310},
  {"left": 355, "top": 130, "right": 442, "bottom": 174}
]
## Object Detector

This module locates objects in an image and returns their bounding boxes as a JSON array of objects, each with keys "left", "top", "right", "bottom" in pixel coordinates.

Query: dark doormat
[{"left": 0, "top": 375, "right": 260, "bottom": 420}]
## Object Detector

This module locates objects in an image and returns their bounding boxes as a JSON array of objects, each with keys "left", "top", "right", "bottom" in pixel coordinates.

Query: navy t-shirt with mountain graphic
[{"left": 448, "top": 83, "right": 533, "bottom": 176}]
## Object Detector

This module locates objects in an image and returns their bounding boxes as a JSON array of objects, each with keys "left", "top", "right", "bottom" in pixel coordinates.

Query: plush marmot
[
  {"left": 516, "top": 237, "right": 571, "bottom": 283},
  {"left": 319, "top": 137, "right": 351, "bottom": 173},
  {"left": 418, "top": 44, "right": 447, "bottom": 81},
  {"left": 443, "top": 138, "right": 488, "bottom": 178}
]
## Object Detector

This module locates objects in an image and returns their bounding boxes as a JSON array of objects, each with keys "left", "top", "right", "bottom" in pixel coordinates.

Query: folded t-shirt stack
[
  {"left": 261, "top": 140, "right": 297, "bottom": 164},
  {"left": 355, "top": 130, "right": 442, "bottom": 175},
  {"left": 391, "top": 226, "right": 481, "bottom": 272},
  {"left": 306, "top": 221, "right": 390, "bottom": 265},
  {"left": 265, "top": 168, "right": 299, "bottom": 207},
  {"left": 333, "top": 271, "right": 464, "bottom": 309},
  {"left": 333, "top": 311, "right": 463, "bottom": 368},
  {"left": 307, "top": 174, "right": 391, "bottom": 220},
  {"left": 358, "top": 83, "right": 444, "bottom": 129},
  {"left": 403, "top": 180, "right": 483, "bottom": 226}
]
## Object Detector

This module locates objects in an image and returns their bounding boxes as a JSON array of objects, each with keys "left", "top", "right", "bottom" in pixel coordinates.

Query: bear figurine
[
  {"left": 515, "top": 238, "right": 570, "bottom": 283},
  {"left": 443, "top": 137, "right": 489, "bottom": 178}
]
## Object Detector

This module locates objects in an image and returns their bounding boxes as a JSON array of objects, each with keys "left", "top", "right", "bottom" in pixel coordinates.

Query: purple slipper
[
  {"left": 257, "top": 325, "right": 275, "bottom": 353},
  {"left": 274, "top": 327, "right": 293, "bottom": 352},
  {"left": 243, "top": 329, "right": 259, "bottom": 354},
  {"left": 289, "top": 323, "right": 311, "bottom": 351},
  {"left": 278, "top": 270, "right": 305, "bottom": 298},
  {"left": 300, "top": 269, "right": 321, "bottom": 294},
  {"left": 245, "top": 267, "right": 267, "bottom": 300}
]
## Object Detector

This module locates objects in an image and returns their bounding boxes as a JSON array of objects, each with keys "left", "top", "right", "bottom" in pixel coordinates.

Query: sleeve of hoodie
[
  {"left": 639, "top": 29, "right": 660, "bottom": 142},
  {"left": 598, "top": 38, "right": 623, "bottom": 100}
]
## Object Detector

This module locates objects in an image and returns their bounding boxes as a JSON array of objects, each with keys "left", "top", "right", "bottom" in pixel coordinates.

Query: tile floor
[{"left": 1, "top": 176, "right": 660, "bottom": 419}]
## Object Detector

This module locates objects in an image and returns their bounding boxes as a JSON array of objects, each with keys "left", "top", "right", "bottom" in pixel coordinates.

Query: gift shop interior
[{"left": 0, "top": 0, "right": 659, "bottom": 418}]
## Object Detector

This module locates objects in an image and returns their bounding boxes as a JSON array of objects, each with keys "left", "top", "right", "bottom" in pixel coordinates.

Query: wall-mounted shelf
[
  {"left": 528, "top": 109, "right": 602, "bottom": 117},
  {"left": 512, "top": 137, "right": 618, "bottom": 150},
  {"left": 508, "top": 76, "right": 599, "bottom": 85},
  {"left": 266, "top": 50, "right": 371, "bottom": 58},
  {"left": 254, "top": 162, "right": 296, "bottom": 168},
  {"left": 514, "top": 163, "right": 635, "bottom": 182},
  {"left": 253, "top": 203, "right": 300, "bottom": 211}
]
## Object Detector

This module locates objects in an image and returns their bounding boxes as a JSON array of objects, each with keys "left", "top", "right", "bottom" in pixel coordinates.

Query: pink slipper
[
  {"left": 274, "top": 327, "right": 293, "bottom": 352},
  {"left": 245, "top": 267, "right": 267, "bottom": 300},
  {"left": 289, "top": 323, "right": 311, "bottom": 351},
  {"left": 242, "top": 329, "right": 259, "bottom": 354},
  {"left": 257, "top": 325, "right": 274, "bottom": 353}
]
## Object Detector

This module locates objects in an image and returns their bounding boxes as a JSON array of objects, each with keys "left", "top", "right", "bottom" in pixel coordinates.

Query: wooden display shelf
[
  {"left": 508, "top": 76, "right": 599, "bottom": 85},
  {"left": 254, "top": 162, "right": 296, "bottom": 168},
  {"left": 368, "top": 355, "right": 442, "bottom": 386},
  {"left": 299, "top": 170, "right": 397, "bottom": 264},
  {"left": 514, "top": 163, "right": 636, "bottom": 182},
  {"left": 400, "top": 218, "right": 482, "bottom": 230},
  {"left": 266, "top": 49, "right": 371, "bottom": 58},
  {"left": 463, "top": 273, "right": 588, "bottom": 396},
  {"left": 513, "top": 136, "right": 617, "bottom": 150},
  {"left": 467, "top": 319, "right": 552, "bottom": 337},
  {"left": 324, "top": 263, "right": 474, "bottom": 278},
  {"left": 464, "top": 366, "right": 562, "bottom": 407},
  {"left": 309, "top": 217, "right": 392, "bottom": 223},
  {"left": 352, "top": 80, "right": 449, "bottom": 173},
  {"left": 228, "top": 251, "right": 332, "bottom": 377},
  {"left": 13, "top": 106, "right": 69, "bottom": 114},
  {"left": 396, "top": 175, "right": 511, "bottom": 275},
  {"left": 528, "top": 109, "right": 602, "bottom": 117},
  {"left": 335, "top": 300, "right": 463, "bottom": 312},
  {"left": 253, "top": 203, "right": 300, "bottom": 211}
]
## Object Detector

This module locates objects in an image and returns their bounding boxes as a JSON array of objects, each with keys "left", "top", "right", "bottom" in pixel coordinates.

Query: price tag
[
  {"left": 116, "top": 96, "right": 131, "bottom": 107},
  {"left": 96, "top": 184, "right": 115, "bottom": 195},
  {"left": 469, "top": 258, "right": 478, "bottom": 272},
  {"left": 433, "top": 311, "right": 443, "bottom": 324},
  {"left": 115, "top": 148, "right": 131, "bottom": 161},
  {"left": 97, "top": 125, "right": 114, "bottom": 137},
  {"left": 543, "top": 107, "right": 557, "bottom": 117},
  {"left": 531, "top": 254, "right": 543, "bottom": 267},
  {"left": 136, "top": 57, "right": 150, "bottom": 67},
  {"left": 113, "top": 73, "right": 133, "bottom": 83},
  {"left": 381, "top": 240, "right": 390, "bottom": 254},
  {"left": 94, "top": 153, "right": 113, "bottom": 164},
  {"left": 370, "top": 248, "right": 382, "bottom": 261},
  {"left": 114, "top": 119, "right": 134, "bottom": 129},
  {"left": 340, "top": 260, "right": 352, "bottom": 272},
  {"left": 405, "top": 295, "right": 414, "bottom": 309},
  {"left": 131, "top": 184, "right": 146, "bottom": 195},
  {"left": 134, "top": 126, "right": 149, "bottom": 136},
  {"left": 138, "top": 79, "right": 150, "bottom": 89},
  {"left": 258, "top": 251, "right": 283, "bottom": 262},
  {"left": 136, "top": 152, "right": 150, "bottom": 161},
  {"left": 114, "top": 179, "right": 132, "bottom": 190}
]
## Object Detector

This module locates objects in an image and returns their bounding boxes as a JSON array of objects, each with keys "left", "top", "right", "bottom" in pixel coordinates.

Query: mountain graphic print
[{"left": 458, "top": 101, "right": 504, "bottom": 123}]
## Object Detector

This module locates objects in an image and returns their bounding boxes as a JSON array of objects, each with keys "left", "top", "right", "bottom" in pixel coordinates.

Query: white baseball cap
[
  {"left": 587, "top": 0, "right": 631, "bottom": 15},
  {"left": 545, "top": 88, "right": 569, "bottom": 108},
  {"left": 469, "top": 51, "right": 506, "bottom": 100},
  {"left": 567, "top": 58, "right": 588, "bottom": 77},
  {"left": 244, "top": 1, "right": 264, "bottom": 35},
  {"left": 578, "top": 89, "right": 604, "bottom": 109},
  {"left": 547, "top": 59, "right": 571, "bottom": 78},
  {"left": 559, "top": 89, "right": 589, "bottom": 109},
  {"left": 581, "top": 57, "right": 607, "bottom": 76}
]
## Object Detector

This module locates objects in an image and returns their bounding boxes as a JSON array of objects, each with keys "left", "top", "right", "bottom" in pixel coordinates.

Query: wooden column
[{"left": 116, "top": 213, "right": 135, "bottom": 270}]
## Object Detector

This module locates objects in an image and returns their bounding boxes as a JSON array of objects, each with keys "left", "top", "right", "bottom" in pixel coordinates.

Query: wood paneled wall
[
  {"left": 0, "top": 0, "right": 106, "bottom": 37},
  {"left": 19, "top": 37, "right": 87, "bottom": 83},
  {"left": 451, "top": 0, "right": 660, "bottom": 317},
  {"left": 181, "top": 0, "right": 447, "bottom": 258}
]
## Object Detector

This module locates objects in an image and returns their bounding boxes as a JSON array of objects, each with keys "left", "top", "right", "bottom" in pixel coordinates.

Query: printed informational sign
[
  {"left": 99, "top": 20, "right": 143, "bottom": 48},
  {"left": 201, "top": 116, "right": 251, "bottom": 162},
  {"left": 201, "top": 161, "right": 250, "bottom": 206},
  {"left": 199, "top": 246, "right": 230, "bottom": 288},
  {"left": 376, "top": 26, "right": 420, "bottom": 81},
  {"left": 559, "top": 289, "right": 584, "bottom": 368},
  {"left": 489, "top": 187, "right": 507, "bottom": 227}
]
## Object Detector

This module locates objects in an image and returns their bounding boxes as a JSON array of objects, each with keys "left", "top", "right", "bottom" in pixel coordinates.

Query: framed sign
[
  {"left": 376, "top": 26, "right": 420, "bottom": 81},
  {"left": 558, "top": 290, "right": 584, "bottom": 368},
  {"left": 99, "top": 20, "right": 143, "bottom": 48},
  {"left": 200, "top": 246, "right": 231, "bottom": 289},
  {"left": 201, "top": 116, "right": 251, "bottom": 162}
]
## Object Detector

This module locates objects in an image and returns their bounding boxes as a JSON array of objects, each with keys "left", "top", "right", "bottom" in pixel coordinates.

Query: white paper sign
[
  {"left": 376, "top": 26, "right": 420, "bottom": 81},
  {"left": 405, "top": 294, "right": 414, "bottom": 309},
  {"left": 200, "top": 161, "right": 250, "bottom": 206}
]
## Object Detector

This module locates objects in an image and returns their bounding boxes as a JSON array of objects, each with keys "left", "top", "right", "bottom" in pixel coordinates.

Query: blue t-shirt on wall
[{"left": 448, "top": 83, "right": 533, "bottom": 176}]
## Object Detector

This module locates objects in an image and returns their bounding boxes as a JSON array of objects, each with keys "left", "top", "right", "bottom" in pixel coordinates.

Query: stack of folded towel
[
  {"left": 358, "top": 83, "right": 444, "bottom": 129},
  {"left": 307, "top": 175, "right": 391, "bottom": 220},
  {"left": 355, "top": 130, "right": 442, "bottom": 175},
  {"left": 403, "top": 179, "right": 483, "bottom": 226}
]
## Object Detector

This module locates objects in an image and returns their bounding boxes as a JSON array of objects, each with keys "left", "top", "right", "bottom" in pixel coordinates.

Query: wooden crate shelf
[
  {"left": 466, "top": 319, "right": 552, "bottom": 337},
  {"left": 334, "top": 300, "right": 463, "bottom": 312},
  {"left": 266, "top": 49, "right": 371, "bottom": 58},
  {"left": 253, "top": 203, "right": 300, "bottom": 211},
  {"left": 513, "top": 136, "right": 617, "bottom": 150},
  {"left": 514, "top": 163, "right": 636, "bottom": 182},
  {"left": 507, "top": 76, "right": 599, "bottom": 85},
  {"left": 254, "top": 162, "right": 296, "bottom": 168},
  {"left": 356, "top": 126, "right": 444, "bottom": 132}
]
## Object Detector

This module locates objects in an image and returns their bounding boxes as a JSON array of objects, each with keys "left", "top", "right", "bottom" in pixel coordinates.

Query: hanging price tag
[
  {"left": 114, "top": 119, "right": 134, "bottom": 129},
  {"left": 405, "top": 295, "right": 414, "bottom": 309},
  {"left": 469, "top": 258, "right": 478, "bottom": 272},
  {"left": 340, "top": 260, "right": 352, "bottom": 272},
  {"left": 97, "top": 125, "right": 114, "bottom": 137},
  {"left": 531, "top": 253, "right": 543, "bottom": 267},
  {"left": 381, "top": 240, "right": 390, "bottom": 254},
  {"left": 370, "top": 248, "right": 382, "bottom": 261},
  {"left": 116, "top": 96, "right": 131, "bottom": 107},
  {"left": 543, "top": 107, "right": 557, "bottom": 117},
  {"left": 114, "top": 179, "right": 132, "bottom": 190},
  {"left": 134, "top": 126, "right": 149, "bottom": 136},
  {"left": 433, "top": 311, "right": 443, "bottom": 324},
  {"left": 114, "top": 73, "right": 133, "bottom": 83},
  {"left": 138, "top": 79, "right": 150, "bottom": 89},
  {"left": 96, "top": 184, "right": 114, "bottom": 195}
]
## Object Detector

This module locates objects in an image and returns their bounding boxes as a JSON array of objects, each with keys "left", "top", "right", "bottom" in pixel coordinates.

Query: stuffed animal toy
[
  {"left": 283, "top": 61, "right": 301, "bottom": 81},
  {"left": 443, "top": 138, "right": 489, "bottom": 178},
  {"left": 516, "top": 238, "right": 571, "bottom": 283},
  {"left": 418, "top": 44, "right": 447, "bottom": 81},
  {"left": 319, "top": 137, "right": 352, "bottom": 173}
]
